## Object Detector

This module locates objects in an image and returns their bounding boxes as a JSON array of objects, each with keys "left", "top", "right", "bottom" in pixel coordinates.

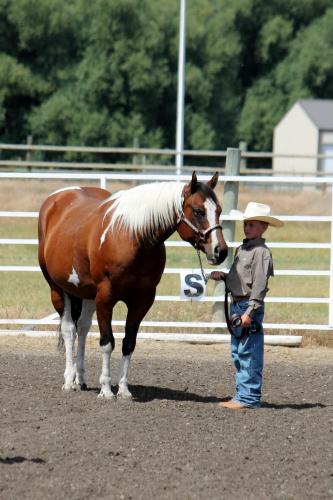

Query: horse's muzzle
[{"left": 206, "top": 244, "right": 228, "bottom": 265}]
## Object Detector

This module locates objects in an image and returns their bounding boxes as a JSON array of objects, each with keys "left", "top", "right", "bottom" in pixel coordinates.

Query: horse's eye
[{"left": 193, "top": 208, "right": 205, "bottom": 217}]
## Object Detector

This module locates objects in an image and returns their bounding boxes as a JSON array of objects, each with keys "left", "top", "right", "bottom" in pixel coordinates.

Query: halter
[
  {"left": 176, "top": 211, "right": 222, "bottom": 244},
  {"left": 176, "top": 210, "right": 222, "bottom": 285}
]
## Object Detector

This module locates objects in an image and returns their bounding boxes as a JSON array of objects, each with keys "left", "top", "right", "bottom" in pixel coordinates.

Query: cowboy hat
[{"left": 229, "top": 202, "right": 283, "bottom": 227}]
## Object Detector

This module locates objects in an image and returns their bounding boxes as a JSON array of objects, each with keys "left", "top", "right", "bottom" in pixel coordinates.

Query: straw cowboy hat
[{"left": 229, "top": 202, "right": 284, "bottom": 227}]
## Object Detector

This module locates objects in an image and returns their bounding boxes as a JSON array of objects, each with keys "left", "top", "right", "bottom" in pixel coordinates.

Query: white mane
[{"left": 100, "top": 182, "right": 185, "bottom": 243}]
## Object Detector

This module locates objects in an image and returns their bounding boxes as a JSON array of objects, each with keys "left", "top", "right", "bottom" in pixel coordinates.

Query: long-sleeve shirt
[{"left": 226, "top": 237, "right": 274, "bottom": 317}]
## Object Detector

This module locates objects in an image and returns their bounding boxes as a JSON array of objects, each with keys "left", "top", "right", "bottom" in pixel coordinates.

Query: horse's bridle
[
  {"left": 177, "top": 210, "right": 222, "bottom": 285},
  {"left": 176, "top": 211, "right": 222, "bottom": 245}
]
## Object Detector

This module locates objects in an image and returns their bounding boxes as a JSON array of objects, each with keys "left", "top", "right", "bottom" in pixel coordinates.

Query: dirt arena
[{"left": 0, "top": 336, "right": 332, "bottom": 500}]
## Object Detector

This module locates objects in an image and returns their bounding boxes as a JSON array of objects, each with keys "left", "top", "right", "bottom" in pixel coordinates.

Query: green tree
[
  {"left": 29, "top": 0, "right": 178, "bottom": 148},
  {"left": 0, "top": 53, "right": 47, "bottom": 141},
  {"left": 0, "top": 0, "right": 84, "bottom": 142},
  {"left": 0, "top": 0, "right": 333, "bottom": 152},
  {"left": 238, "top": 6, "right": 333, "bottom": 150}
]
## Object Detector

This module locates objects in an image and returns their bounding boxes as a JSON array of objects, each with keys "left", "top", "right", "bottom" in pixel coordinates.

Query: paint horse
[{"left": 38, "top": 172, "right": 228, "bottom": 399}]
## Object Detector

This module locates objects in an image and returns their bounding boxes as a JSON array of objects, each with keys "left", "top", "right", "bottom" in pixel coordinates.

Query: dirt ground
[{"left": 0, "top": 336, "right": 332, "bottom": 500}]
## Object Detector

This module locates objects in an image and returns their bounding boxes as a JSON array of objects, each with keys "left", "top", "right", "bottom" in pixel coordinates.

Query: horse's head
[{"left": 177, "top": 172, "right": 228, "bottom": 265}]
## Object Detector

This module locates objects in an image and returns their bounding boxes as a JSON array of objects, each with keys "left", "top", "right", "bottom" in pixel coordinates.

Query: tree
[
  {"left": 29, "top": 0, "right": 178, "bottom": 148},
  {"left": 0, "top": 0, "right": 333, "bottom": 152},
  {"left": 238, "top": 6, "right": 333, "bottom": 150}
]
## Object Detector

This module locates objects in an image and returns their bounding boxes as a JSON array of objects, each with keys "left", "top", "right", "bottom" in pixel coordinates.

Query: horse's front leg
[
  {"left": 96, "top": 284, "right": 115, "bottom": 399},
  {"left": 117, "top": 323, "right": 139, "bottom": 399},
  {"left": 118, "top": 292, "right": 155, "bottom": 399}
]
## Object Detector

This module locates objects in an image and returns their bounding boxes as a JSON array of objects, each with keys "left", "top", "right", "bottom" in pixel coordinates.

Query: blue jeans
[{"left": 229, "top": 300, "right": 264, "bottom": 408}]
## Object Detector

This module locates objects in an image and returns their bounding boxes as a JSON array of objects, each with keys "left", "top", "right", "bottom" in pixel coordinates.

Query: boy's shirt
[{"left": 226, "top": 237, "right": 274, "bottom": 317}]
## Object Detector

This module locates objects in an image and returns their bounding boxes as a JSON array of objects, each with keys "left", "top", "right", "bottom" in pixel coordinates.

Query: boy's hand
[
  {"left": 241, "top": 313, "right": 252, "bottom": 327},
  {"left": 209, "top": 271, "right": 226, "bottom": 281}
]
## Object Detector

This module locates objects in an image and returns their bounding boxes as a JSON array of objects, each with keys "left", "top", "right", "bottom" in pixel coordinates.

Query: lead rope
[
  {"left": 194, "top": 236, "right": 249, "bottom": 340},
  {"left": 224, "top": 287, "right": 236, "bottom": 337},
  {"left": 224, "top": 285, "right": 249, "bottom": 340},
  {"left": 195, "top": 246, "right": 208, "bottom": 284}
]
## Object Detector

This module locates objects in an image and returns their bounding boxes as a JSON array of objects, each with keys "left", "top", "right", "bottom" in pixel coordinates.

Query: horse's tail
[{"left": 57, "top": 322, "right": 65, "bottom": 352}]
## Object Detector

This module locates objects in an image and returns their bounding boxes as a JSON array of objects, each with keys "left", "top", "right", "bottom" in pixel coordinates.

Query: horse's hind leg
[
  {"left": 61, "top": 293, "right": 79, "bottom": 390},
  {"left": 75, "top": 299, "right": 95, "bottom": 390},
  {"left": 118, "top": 292, "right": 155, "bottom": 399}
]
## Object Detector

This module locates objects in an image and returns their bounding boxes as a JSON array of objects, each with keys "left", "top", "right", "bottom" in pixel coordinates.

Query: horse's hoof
[
  {"left": 62, "top": 383, "right": 77, "bottom": 391},
  {"left": 80, "top": 383, "right": 88, "bottom": 391},
  {"left": 117, "top": 391, "right": 133, "bottom": 400},
  {"left": 97, "top": 390, "right": 115, "bottom": 400}
]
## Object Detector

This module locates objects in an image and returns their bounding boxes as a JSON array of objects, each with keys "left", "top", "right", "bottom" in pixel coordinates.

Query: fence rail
[
  {"left": 0, "top": 166, "right": 332, "bottom": 344},
  {"left": 1, "top": 142, "right": 333, "bottom": 159}
]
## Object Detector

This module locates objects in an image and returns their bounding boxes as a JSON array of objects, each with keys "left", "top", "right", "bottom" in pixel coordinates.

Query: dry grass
[
  {"left": 0, "top": 179, "right": 332, "bottom": 346},
  {"left": 235, "top": 185, "right": 331, "bottom": 216},
  {"left": 2, "top": 178, "right": 331, "bottom": 214},
  {"left": 0, "top": 178, "right": 129, "bottom": 211}
]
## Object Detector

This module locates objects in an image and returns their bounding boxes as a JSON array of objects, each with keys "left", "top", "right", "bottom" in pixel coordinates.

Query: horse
[{"left": 38, "top": 172, "right": 228, "bottom": 399}]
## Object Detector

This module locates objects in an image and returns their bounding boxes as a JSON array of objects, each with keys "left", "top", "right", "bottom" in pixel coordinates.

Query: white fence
[{"left": 1, "top": 170, "right": 332, "bottom": 345}]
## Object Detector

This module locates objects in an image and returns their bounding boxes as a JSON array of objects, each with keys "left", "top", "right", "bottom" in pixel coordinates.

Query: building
[{"left": 273, "top": 99, "right": 333, "bottom": 174}]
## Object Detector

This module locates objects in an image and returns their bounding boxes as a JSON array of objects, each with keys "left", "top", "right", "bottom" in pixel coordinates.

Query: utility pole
[{"left": 175, "top": 0, "right": 186, "bottom": 175}]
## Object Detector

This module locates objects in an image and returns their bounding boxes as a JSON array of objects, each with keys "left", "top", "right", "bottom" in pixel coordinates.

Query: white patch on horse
[
  {"left": 100, "top": 182, "right": 184, "bottom": 244},
  {"left": 61, "top": 294, "right": 77, "bottom": 390},
  {"left": 204, "top": 198, "right": 218, "bottom": 254},
  {"left": 68, "top": 267, "right": 80, "bottom": 287},
  {"left": 118, "top": 354, "right": 132, "bottom": 398},
  {"left": 50, "top": 186, "right": 82, "bottom": 196},
  {"left": 100, "top": 227, "right": 107, "bottom": 246},
  {"left": 98, "top": 342, "right": 114, "bottom": 399}
]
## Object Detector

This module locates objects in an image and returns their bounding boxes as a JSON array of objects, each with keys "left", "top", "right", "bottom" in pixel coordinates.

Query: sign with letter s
[{"left": 180, "top": 271, "right": 206, "bottom": 301}]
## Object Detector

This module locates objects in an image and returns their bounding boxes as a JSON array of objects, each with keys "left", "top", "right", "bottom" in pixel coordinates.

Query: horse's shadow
[
  {"left": 129, "top": 384, "right": 223, "bottom": 403},
  {"left": 88, "top": 384, "right": 222, "bottom": 403},
  {"left": 87, "top": 385, "right": 327, "bottom": 408},
  {"left": 129, "top": 388, "right": 328, "bottom": 408}
]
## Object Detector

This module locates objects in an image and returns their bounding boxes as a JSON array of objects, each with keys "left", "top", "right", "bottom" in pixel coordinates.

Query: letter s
[{"left": 184, "top": 274, "right": 204, "bottom": 297}]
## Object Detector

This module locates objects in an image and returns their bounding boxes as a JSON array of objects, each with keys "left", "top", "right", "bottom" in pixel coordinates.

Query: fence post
[
  {"left": 100, "top": 175, "right": 107, "bottom": 190},
  {"left": 329, "top": 179, "right": 333, "bottom": 328},
  {"left": 239, "top": 141, "right": 247, "bottom": 171},
  {"left": 26, "top": 135, "right": 33, "bottom": 172},
  {"left": 212, "top": 147, "right": 240, "bottom": 327}
]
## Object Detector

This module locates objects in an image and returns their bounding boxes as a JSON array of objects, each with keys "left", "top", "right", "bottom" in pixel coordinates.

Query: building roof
[{"left": 298, "top": 99, "right": 333, "bottom": 130}]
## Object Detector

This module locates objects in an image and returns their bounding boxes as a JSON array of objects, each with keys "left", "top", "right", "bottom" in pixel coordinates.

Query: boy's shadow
[
  {"left": 0, "top": 456, "right": 46, "bottom": 465},
  {"left": 261, "top": 402, "right": 327, "bottom": 410}
]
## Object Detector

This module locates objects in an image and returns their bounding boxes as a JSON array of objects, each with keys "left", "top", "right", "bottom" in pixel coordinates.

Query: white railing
[{"left": 0, "top": 170, "right": 332, "bottom": 345}]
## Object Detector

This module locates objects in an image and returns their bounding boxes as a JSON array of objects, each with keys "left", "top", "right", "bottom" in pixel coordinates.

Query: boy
[{"left": 210, "top": 202, "right": 283, "bottom": 409}]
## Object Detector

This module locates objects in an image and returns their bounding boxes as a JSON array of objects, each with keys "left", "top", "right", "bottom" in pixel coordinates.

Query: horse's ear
[
  {"left": 184, "top": 171, "right": 198, "bottom": 197},
  {"left": 190, "top": 171, "right": 198, "bottom": 194},
  {"left": 207, "top": 171, "right": 219, "bottom": 190}
]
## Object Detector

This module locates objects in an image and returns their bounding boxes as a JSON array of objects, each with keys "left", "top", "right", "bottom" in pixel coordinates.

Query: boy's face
[{"left": 243, "top": 220, "right": 268, "bottom": 240}]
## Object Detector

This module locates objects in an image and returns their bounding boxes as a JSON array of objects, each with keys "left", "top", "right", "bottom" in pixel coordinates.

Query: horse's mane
[{"left": 100, "top": 182, "right": 185, "bottom": 244}]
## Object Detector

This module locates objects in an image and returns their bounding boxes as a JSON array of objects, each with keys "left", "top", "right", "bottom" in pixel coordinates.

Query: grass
[{"left": 0, "top": 182, "right": 332, "bottom": 345}]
